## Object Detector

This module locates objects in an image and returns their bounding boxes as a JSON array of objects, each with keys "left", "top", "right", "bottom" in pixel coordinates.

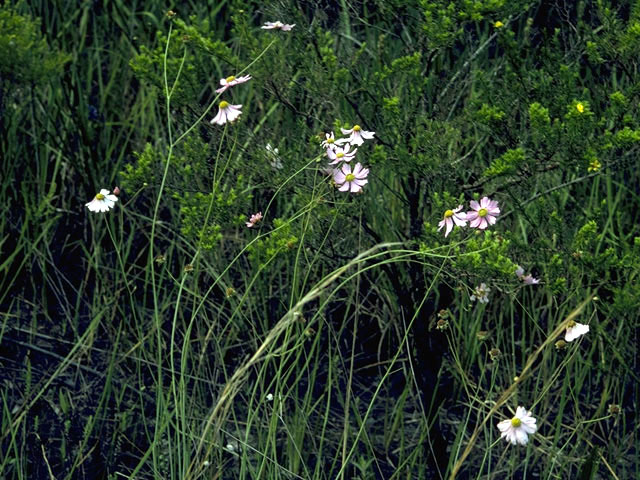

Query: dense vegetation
[{"left": 1, "top": 0, "right": 638, "bottom": 478}]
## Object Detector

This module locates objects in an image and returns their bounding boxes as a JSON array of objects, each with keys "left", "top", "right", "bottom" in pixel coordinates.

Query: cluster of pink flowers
[
  {"left": 323, "top": 125, "right": 375, "bottom": 193},
  {"left": 438, "top": 196, "right": 500, "bottom": 238}
]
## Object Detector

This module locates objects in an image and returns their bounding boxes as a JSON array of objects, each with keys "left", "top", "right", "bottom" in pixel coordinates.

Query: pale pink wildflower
[
  {"left": 261, "top": 21, "right": 295, "bottom": 31},
  {"left": 215, "top": 75, "right": 252, "bottom": 94},
  {"left": 565, "top": 321, "right": 589, "bottom": 342},
  {"left": 438, "top": 205, "right": 467, "bottom": 237},
  {"left": 466, "top": 197, "right": 500, "bottom": 229},
  {"left": 340, "top": 125, "right": 375, "bottom": 146},
  {"left": 210, "top": 101, "right": 242, "bottom": 125},
  {"left": 470, "top": 283, "right": 490, "bottom": 303},
  {"left": 246, "top": 212, "right": 263, "bottom": 228},
  {"left": 333, "top": 162, "right": 369, "bottom": 193},
  {"left": 515, "top": 266, "right": 540, "bottom": 285},
  {"left": 497, "top": 406, "right": 537, "bottom": 446},
  {"left": 327, "top": 143, "right": 357, "bottom": 164}
]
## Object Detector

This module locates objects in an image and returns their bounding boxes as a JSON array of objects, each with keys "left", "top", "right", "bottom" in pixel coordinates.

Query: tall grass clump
[{"left": 1, "top": 1, "right": 639, "bottom": 479}]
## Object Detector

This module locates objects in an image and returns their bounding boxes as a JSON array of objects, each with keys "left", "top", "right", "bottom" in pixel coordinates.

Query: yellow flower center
[
  {"left": 219, "top": 100, "right": 229, "bottom": 109},
  {"left": 226, "top": 75, "right": 236, "bottom": 83},
  {"left": 95, "top": 193, "right": 105, "bottom": 200},
  {"left": 511, "top": 417, "right": 522, "bottom": 428},
  {"left": 576, "top": 103, "right": 584, "bottom": 113},
  {"left": 478, "top": 208, "right": 488, "bottom": 217},
  {"left": 567, "top": 320, "right": 576, "bottom": 328},
  {"left": 345, "top": 173, "right": 355, "bottom": 182},
  {"left": 353, "top": 125, "right": 361, "bottom": 131},
  {"left": 327, "top": 137, "right": 334, "bottom": 144},
  {"left": 336, "top": 152, "right": 344, "bottom": 158},
  {"left": 444, "top": 209, "right": 454, "bottom": 218}
]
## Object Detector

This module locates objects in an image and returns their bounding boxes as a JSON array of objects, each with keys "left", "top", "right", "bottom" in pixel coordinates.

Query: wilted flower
[
  {"left": 327, "top": 143, "right": 357, "bottom": 164},
  {"left": 215, "top": 74, "right": 252, "bottom": 93},
  {"left": 515, "top": 266, "right": 540, "bottom": 285},
  {"left": 438, "top": 205, "right": 467, "bottom": 237},
  {"left": 565, "top": 321, "right": 589, "bottom": 342},
  {"left": 497, "top": 406, "right": 537, "bottom": 446},
  {"left": 340, "top": 125, "right": 375, "bottom": 146},
  {"left": 246, "top": 212, "right": 263, "bottom": 228},
  {"left": 261, "top": 21, "right": 295, "bottom": 31},
  {"left": 266, "top": 143, "right": 283, "bottom": 169},
  {"left": 210, "top": 101, "right": 242, "bottom": 125},
  {"left": 332, "top": 162, "right": 369, "bottom": 193},
  {"left": 85, "top": 188, "right": 118, "bottom": 213},
  {"left": 466, "top": 197, "right": 500, "bottom": 230},
  {"left": 112, "top": 186, "right": 121, "bottom": 196},
  {"left": 470, "top": 283, "right": 490, "bottom": 304}
]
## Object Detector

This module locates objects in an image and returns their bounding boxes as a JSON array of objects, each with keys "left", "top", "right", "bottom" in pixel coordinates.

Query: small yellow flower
[
  {"left": 587, "top": 159, "right": 601, "bottom": 172},
  {"left": 576, "top": 102, "right": 585, "bottom": 113},
  {"left": 494, "top": 21, "right": 504, "bottom": 28}
]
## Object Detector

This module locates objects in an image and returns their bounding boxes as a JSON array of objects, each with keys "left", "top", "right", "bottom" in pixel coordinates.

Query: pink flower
[
  {"left": 466, "top": 197, "right": 500, "bottom": 229},
  {"left": 437, "top": 205, "right": 467, "bottom": 237},
  {"left": 327, "top": 143, "right": 357, "bottom": 164},
  {"left": 515, "top": 266, "right": 540, "bottom": 285},
  {"left": 261, "top": 21, "right": 295, "bottom": 31},
  {"left": 333, "top": 162, "right": 369, "bottom": 193},
  {"left": 215, "top": 74, "right": 252, "bottom": 94},
  {"left": 340, "top": 125, "right": 375, "bottom": 146},
  {"left": 246, "top": 212, "right": 263, "bottom": 228},
  {"left": 210, "top": 101, "right": 242, "bottom": 125}
]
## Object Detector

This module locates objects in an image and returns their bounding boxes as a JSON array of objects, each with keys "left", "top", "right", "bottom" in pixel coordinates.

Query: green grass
[{"left": 1, "top": 1, "right": 639, "bottom": 479}]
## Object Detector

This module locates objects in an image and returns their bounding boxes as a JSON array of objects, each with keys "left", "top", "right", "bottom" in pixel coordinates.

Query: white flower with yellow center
[
  {"left": 497, "top": 406, "right": 537, "bottom": 445},
  {"left": 327, "top": 143, "right": 357, "bottom": 165},
  {"left": 210, "top": 101, "right": 243, "bottom": 125},
  {"left": 437, "top": 205, "right": 467, "bottom": 237},
  {"left": 340, "top": 125, "right": 375, "bottom": 146},
  {"left": 215, "top": 74, "right": 252, "bottom": 93},
  {"left": 85, "top": 189, "right": 118, "bottom": 213},
  {"left": 565, "top": 321, "right": 589, "bottom": 342}
]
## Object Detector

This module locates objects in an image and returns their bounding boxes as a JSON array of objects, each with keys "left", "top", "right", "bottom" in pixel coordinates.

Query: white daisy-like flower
[
  {"left": 261, "top": 21, "right": 295, "bottom": 31},
  {"left": 340, "top": 125, "right": 375, "bottom": 146},
  {"left": 437, "top": 205, "right": 467, "bottom": 237},
  {"left": 565, "top": 321, "right": 589, "bottom": 342},
  {"left": 332, "top": 162, "right": 369, "bottom": 193},
  {"left": 470, "top": 283, "right": 490, "bottom": 303},
  {"left": 85, "top": 188, "right": 118, "bottom": 213},
  {"left": 215, "top": 74, "right": 252, "bottom": 94},
  {"left": 327, "top": 143, "right": 357, "bottom": 164},
  {"left": 321, "top": 131, "right": 347, "bottom": 152},
  {"left": 497, "top": 406, "right": 537, "bottom": 445},
  {"left": 210, "top": 101, "right": 243, "bottom": 125},
  {"left": 266, "top": 143, "right": 283, "bottom": 169}
]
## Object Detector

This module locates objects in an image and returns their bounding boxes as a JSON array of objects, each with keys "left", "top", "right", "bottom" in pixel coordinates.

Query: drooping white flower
[
  {"left": 565, "top": 321, "right": 589, "bottom": 342},
  {"left": 261, "top": 21, "right": 295, "bottom": 31},
  {"left": 215, "top": 74, "right": 252, "bottom": 93},
  {"left": 246, "top": 212, "right": 263, "bottom": 228},
  {"left": 210, "top": 101, "right": 243, "bottom": 125},
  {"left": 266, "top": 143, "right": 283, "bottom": 169},
  {"left": 85, "top": 189, "right": 118, "bottom": 213},
  {"left": 437, "top": 205, "right": 467, "bottom": 237},
  {"left": 497, "top": 406, "right": 537, "bottom": 446},
  {"left": 340, "top": 125, "right": 375, "bottom": 146}
]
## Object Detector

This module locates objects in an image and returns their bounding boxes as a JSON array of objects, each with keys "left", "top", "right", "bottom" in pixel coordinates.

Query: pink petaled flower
[
  {"left": 438, "top": 205, "right": 467, "bottom": 238},
  {"left": 327, "top": 143, "right": 357, "bottom": 164},
  {"left": 340, "top": 125, "right": 375, "bottom": 146},
  {"left": 515, "top": 266, "right": 540, "bottom": 285},
  {"left": 246, "top": 212, "right": 263, "bottom": 228},
  {"left": 466, "top": 197, "right": 500, "bottom": 229},
  {"left": 215, "top": 74, "right": 252, "bottom": 94},
  {"left": 261, "top": 21, "right": 295, "bottom": 31},
  {"left": 333, "top": 162, "right": 369, "bottom": 193},
  {"left": 210, "top": 101, "right": 243, "bottom": 125}
]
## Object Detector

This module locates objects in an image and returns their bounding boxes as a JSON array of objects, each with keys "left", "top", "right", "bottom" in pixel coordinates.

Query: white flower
[
  {"left": 266, "top": 143, "right": 283, "bottom": 169},
  {"left": 327, "top": 143, "right": 357, "bottom": 164},
  {"left": 497, "top": 406, "right": 537, "bottom": 445},
  {"left": 266, "top": 393, "right": 274, "bottom": 401},
  {"left": 470, "top": 283, "right": 490, "bottom": 304},
  {"left": 340, "top": 125, "right": 375, "bottom": 146},
  {"left": 215, "top": 74, "right": 252, "bottom": 93},
  {"left": 321, "top": 131, "right": 347, "bottom": 153},
  {"left": 85, "top": 188, "right": 118, "bottom": 213},
  {"left": 437, "top": 205, "right": 467, "bottom": 237},
  {"left": 210, "top": 101, "right": 242, "bottom": 125},
  {"left": 261, "top": 21, "right": 295, "bottom": 31},
  {"left": 565, "top": 321, "right": 589, "bottom": 342},
  {"left": 515, "top": 266, "right": 540, "bottom": 285},
  {"left": 332, "top": 162, "right": 369, "bottom": 193}
]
